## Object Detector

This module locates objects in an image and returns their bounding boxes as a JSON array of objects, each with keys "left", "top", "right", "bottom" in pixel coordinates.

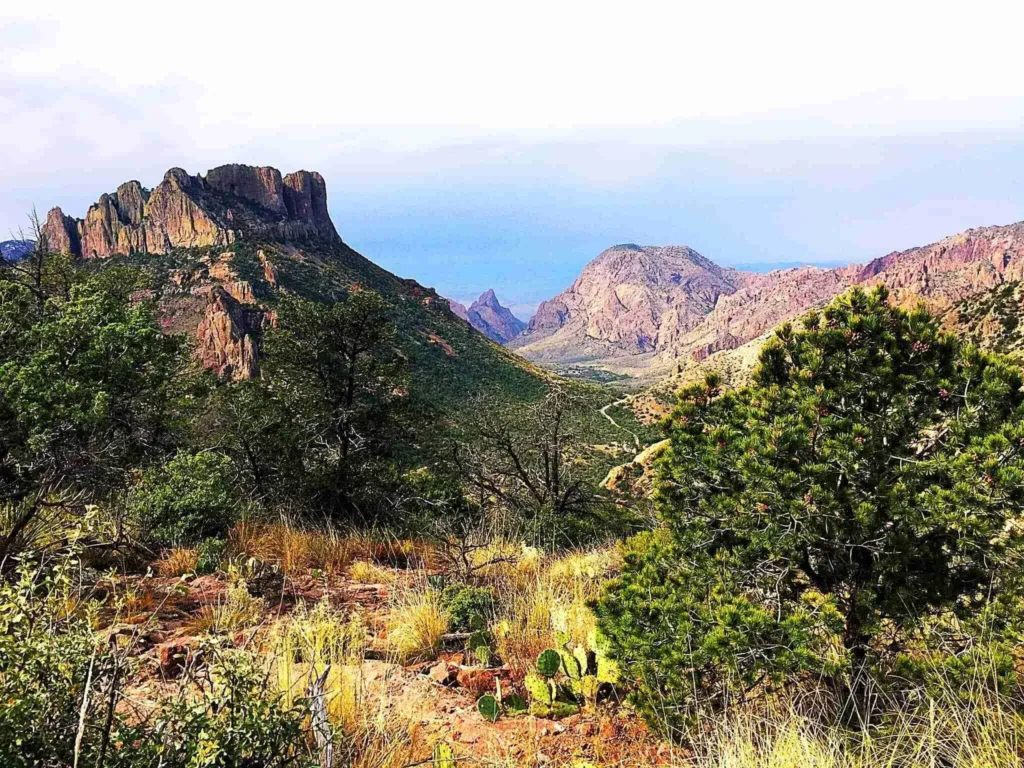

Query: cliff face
[
  {"left": 38, "top": 164, "right": 542, "bottom": 411},
  {"left": 39, "top": 164, "right": 345, "bottom": 382},
  {"left": 514, "top": 222, "right": 1024, "bottom": 378},
  {"left": 42, "top": 164, "right": 340, "bottom": 260}
]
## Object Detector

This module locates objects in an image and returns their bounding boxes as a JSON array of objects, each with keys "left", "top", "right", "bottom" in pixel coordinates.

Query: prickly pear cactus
[
  {"left": 477, "top": 694, "right": 500, "bottom": 722},
  {"left": 573, "top": 645, "right": 590, "bottom": 676},
  {"left": 536, "top": 649, "right": 561, "bottom": 677},
  {"left": 578, "top": 674, "right": 600, "bottom": 702},
  {"left": 524, "top": 671, "right": 553, "bottom": 704},
  {"left": 432, "top": 742, "right": 455, "bottom": 768},
  {"left": 529, "top": 700, "right": 580, "bottom": 719},
  {"left": 589, "top": 628, "right": 621, "bottom": 684}
]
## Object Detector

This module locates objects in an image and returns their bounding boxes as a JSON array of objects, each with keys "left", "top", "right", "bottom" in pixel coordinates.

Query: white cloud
[{"left": 4, "top": 0, "right": 1024, "bottom": 252}]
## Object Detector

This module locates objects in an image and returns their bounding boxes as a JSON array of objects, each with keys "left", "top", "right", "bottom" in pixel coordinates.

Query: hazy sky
[{"left": 5, "top": 2, "right": 1024, "bottom": 319}]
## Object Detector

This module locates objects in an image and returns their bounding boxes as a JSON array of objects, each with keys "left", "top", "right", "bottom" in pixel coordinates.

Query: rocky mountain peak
[
  {"left": 41, "top": 163, "right": 341, "bottom": 259},
  {"left": 511, "top": 243, "right": 740, "bottom": 362},
  {"left": 447, "top": 290, "right": 526, "bottom": 344},
  {"left": 514, "top": 220, "right": 1024, "bottom": 382}
]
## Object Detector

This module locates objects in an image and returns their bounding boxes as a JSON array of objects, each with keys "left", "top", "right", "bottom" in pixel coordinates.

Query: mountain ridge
[
  {"left": 0, "top": 239, "right": 34, "bottom": 262},
  {"left": 513, "top": 222, "right": 1024, "bottom": 380}
]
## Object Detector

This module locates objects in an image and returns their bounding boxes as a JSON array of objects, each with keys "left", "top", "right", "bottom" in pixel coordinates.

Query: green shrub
[
  {"left": 439, "top": 582, "right": 494, "bottom": 631},
  {"left": 0, "top": 550, "right": 101, "bottom": 768},
  {"left": 129, "top": 451, "right": 237, "bottom": 546},
  {"left": 195, "top": 537, "right": 228, "bottom": 575},
  {"left": 114, "top": 644, "right": 316, "bottom": 768}
]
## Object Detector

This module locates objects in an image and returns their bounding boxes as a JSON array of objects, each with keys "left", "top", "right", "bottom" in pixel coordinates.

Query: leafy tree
[
  {"left": 127, "top": 450, "right": 237, "bottom": 546},
  {"left": 0, "top": 275, "right": 184, "bottom": 563},
  {"left": 597, "top": 286, "right": 1024, "bottom": 733},
  {"left": 262, "top": 290, "right": 410, "bottom": 519},
  {"left": 196, "top": 378, "right": 304, "bottom": 504}
]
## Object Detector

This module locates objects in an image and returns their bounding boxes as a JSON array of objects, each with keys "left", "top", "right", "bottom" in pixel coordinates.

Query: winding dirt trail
[{"left": 599, "top": 396, "right": 641, "bottom": 451}]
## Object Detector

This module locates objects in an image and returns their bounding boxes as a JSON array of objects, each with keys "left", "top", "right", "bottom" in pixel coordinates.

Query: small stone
[
  {"left": 428, "top": 661, "right": 457, "bottom": 686},
  {"left": 157, "top": 638, "right": 199, "bottom": 679}
]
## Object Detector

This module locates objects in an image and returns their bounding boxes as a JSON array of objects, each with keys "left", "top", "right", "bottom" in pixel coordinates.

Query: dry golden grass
[
  {"left": 154, "top": 547, "right": 199, "bottom": 577},
  {"left": 481, "top": 544, "right": 617, "bottom": 674},
  {"left": 361, "top": 535, "right": 438, "bottom": 569},
  {"left": 348, "top": 559, "right": 397, "bottom": 584},
  {"left": 189, "top": 581, "right": 265, "bottom": 635},
  {"left": 678, "top": 696, "right": 1024, "bottom": 768},
  {"left": 385, "top": 585, "right": 450, "bottom": 663},
  {"left": 228, "top": 521, "right": 355, "bottom": 577}
]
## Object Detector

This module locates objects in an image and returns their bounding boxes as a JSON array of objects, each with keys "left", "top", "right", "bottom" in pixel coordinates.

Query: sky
[{"left": 4, "top": 2, "right": 1024, "bottom": 321}]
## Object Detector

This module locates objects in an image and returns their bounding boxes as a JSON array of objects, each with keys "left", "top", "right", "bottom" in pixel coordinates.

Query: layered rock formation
[
  {"left": 37, "top": 164, "right": 346, "bottom": 382},
  {"left": 514, "top": 222, "right": 1024, "bottom": 379},
  {"left": 449, "top": 289, "right": 526, "bottom": 343},
  {"left": 42, "top": 164, "right": 340, "bottom": 260}
]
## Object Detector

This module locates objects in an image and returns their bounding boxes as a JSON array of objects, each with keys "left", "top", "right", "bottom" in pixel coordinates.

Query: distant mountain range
[
  {"left": 512, "top": 223, "right": 1024, "bottom": 381},
  {"left": 0, "top": 239, "right": 34, "bottom": 262},
  {"left": 448, "top": 289, "right": 526, "bottom": 343}
]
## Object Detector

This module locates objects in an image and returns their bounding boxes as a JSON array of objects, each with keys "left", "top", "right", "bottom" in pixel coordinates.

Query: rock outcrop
[
  {"left": 449, "top": 290, "right": 526, "bottom": 343},
  {"left": 195, "top": 286, "right": 270, "bottom": 380},
  {"left": 41, "top": 164, "right": 341, "bottom": 259}
]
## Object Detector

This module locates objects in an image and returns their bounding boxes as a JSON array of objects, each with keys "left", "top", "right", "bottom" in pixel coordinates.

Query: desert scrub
[
  {"left": 0, "top": 549, "right": 102, "bottom": 768},
  {"left": 491, "top": 568, "right": 598, "bottom": 675},
  {"left": 119, "top": 644, "right": 318, "bottom": 768},
  {"left": 229, "top": 520, "right": 355, "bottom": 576},
  {"left": 681, "top": 694, "right": 1024, "bottom": 768},
  {"left": 272, "top": 599, "right": 368, "bottom": 729},
  {"left": 385, "top": 585, "right": 450, "bottom": 662},
  {"left": 439, "top": 582, "right": 494, "bottom": 630}
]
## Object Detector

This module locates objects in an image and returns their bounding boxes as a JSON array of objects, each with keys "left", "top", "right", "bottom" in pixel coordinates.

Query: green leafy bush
[
  {"left": 129, "top": 451, "right": 237, "bottom": 546},
  {"left": 0, "top": 550, "right": 100, "bottom": 768},
  {"left": 116, "top": 644, "right": 316, "bottom": 768},
  {"left": 439, "top": 582, "right": 494, "bottom": 631},
  {"left": 195, "top": 537, "right": 228, "bottom": 575}
]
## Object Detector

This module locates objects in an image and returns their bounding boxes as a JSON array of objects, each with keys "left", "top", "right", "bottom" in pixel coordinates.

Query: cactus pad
[
  {"left": 560, "top": 649, "right": 582, "bottom": 679},
  {"left": 477, "top": 694, "right": 500, "bottom": 722},
  {"left": 503, "top": 693, "right": 528, "bottom": 714},
  {"left": 536, "top": 649, "right": 561, "bottom": 677},
  {"left": 524, "top": 671, "right": 553, "bottom": 704}
]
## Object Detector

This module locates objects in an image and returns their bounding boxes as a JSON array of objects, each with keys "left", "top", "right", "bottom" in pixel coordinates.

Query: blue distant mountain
[{"left": 0, "top": 239, "right": 34, "bottom": 262}]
